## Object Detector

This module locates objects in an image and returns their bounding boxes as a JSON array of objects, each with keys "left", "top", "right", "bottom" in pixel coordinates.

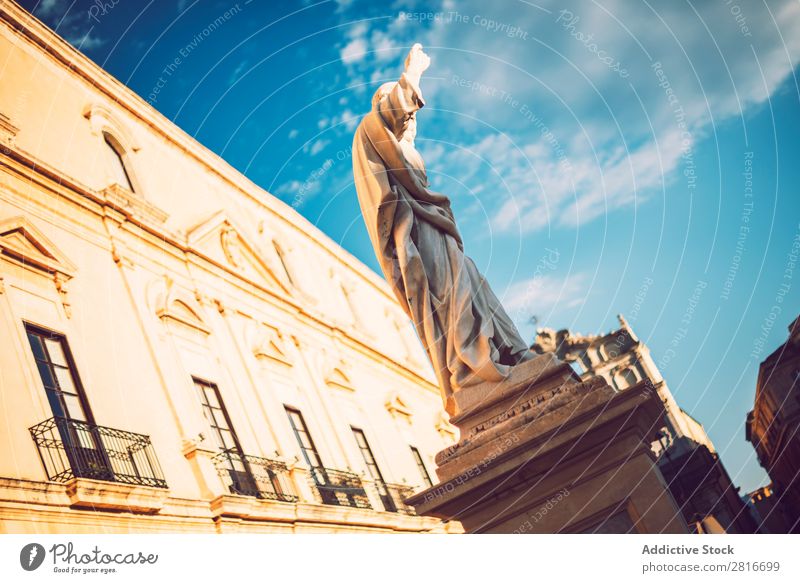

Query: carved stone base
[{"left": 407, "top": 354, "right": 688, "bottom": 533}]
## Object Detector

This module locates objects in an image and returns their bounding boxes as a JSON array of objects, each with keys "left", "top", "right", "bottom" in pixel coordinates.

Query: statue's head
[
  {"left": 372, "top": 81, "right": 417, "bottom": 143},
  {"left": 371, "top": 82, "right": 397, "bottom": 110}
]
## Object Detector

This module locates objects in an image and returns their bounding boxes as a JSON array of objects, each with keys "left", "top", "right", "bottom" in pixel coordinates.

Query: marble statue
[{"left": 352, "top": 44, "right": 533, "bottom": 415}]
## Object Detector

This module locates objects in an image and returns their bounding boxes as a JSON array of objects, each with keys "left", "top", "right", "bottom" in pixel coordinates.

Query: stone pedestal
[{"left": 407, "top": 354, "right": 689, "bottom": 533}]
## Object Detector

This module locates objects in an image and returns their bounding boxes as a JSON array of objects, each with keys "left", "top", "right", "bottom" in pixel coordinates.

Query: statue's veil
[{"left": 372, "top": 82, "right": 397, "bottom": 110}]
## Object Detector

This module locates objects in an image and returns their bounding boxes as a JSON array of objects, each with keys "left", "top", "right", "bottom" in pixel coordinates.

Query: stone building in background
[
  {"left": 746, "top": 316, "right": 800, "bottom": 533},
  {"left": 533, "top": 315, "right": 756, "bottom": 533},
  {"left": 0, "top": 2, "right": 460, "bottom": 533}
]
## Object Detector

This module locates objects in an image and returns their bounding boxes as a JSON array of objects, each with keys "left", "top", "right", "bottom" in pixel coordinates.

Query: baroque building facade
[
  {"left": 746, "top": 316, "right": 800, "bottom": 533},
  {"left": 533, "top": 315, "right": 756, "bottom": 533},
  {"left": 0, "top": 2, "right": 460, "bottom": 533}
]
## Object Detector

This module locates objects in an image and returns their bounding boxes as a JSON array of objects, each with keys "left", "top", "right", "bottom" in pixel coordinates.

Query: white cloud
[
  {"left": 33, "top": 0, "right": 107, "bottom": 50},
  {"left": 308, "top": 139, "right": 329, "bottom": 156},
  {"left": 502, "top": 272, "right": 589, "bottom": 318},
  {"left": 344, "top": 0, "right": 800, "bottom": 233},
  {"left": 330, "top": 109, "right": 359, "bottom": 131},
  {"left": 371, "top": 29, "right": 395, "bottom": 62},
  {"left": 341, "top": 37, "right": 367, "bottom": 64},
  {"left": 38, "top": 0, "right": 61, "bottom": 16},
  {"left": 287, "top": 0, "right": 799, "bottom": 240}
]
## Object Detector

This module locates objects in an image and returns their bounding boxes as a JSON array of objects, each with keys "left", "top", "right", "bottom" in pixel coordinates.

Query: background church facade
[
  {"left": 0, "top": 2, "right": 459, "bottom": 534},
  {"left": 747, "top": 316, "right": 800, "bottom": 533},
  {"left": 533, "top": 316, "right": 757, "bottom": 533}
]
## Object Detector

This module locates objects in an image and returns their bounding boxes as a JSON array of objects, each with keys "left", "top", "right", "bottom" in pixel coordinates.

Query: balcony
[
  {"left": 212, "top": 451, "right": 298, "bottom": 503},
  {"left": 29, "top": 417, "right": 167, "bottom": 489},
  {"left": 309, "top": 467, "right": 372, "bottom": 509},
  {"left": 382, "top": 482, "right": 417, "bottom": 515}
]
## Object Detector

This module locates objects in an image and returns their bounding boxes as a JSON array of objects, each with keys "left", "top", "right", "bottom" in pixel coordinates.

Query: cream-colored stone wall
[{"left": 0, "top": 1, "right": 459, "bottom": 533}]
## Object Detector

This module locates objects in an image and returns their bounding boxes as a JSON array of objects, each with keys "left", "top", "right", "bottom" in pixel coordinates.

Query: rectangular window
[
  {"left": 352, "top": 427, "right": 395, "bottom": 511},
  {"left": 194, "top": 378, "right": 244, "bottom": 455},
  {"left": 194, "top": 377, "right": 256, "bottom": 496},
  {"left": 351, "top": 428, "right": 386, "bottom": 483},
  {"left": 25, "top": 324, "right": 91, "bottom": 422},
  {"left": 410, "top": 446, "right": 433, "bottom": 488},
  {"left": 284, "top": 407, "right": 323, "bottom": 468}
]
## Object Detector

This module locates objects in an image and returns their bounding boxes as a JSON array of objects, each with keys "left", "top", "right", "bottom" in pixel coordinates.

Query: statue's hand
[{"left": 404, "top": 43, "right": 430, "bottom": 78}]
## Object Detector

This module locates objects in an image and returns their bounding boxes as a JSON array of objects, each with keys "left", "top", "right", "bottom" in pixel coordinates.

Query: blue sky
[{"left": 19, "top": 0, "right": 800, "bottom": 494}]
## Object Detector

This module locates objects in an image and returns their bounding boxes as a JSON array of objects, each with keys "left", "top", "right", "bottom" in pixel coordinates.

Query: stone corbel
[
  {"left": 53, "top": 272, "right": 72, "bottom": 318},
  {"left": 213, "top": 298, "right": 227, "bottom": 315},
  {"left": 0, "top": 112, "right": 19, "bottom": 147},
  {"left": 193, "top": 289, "right": 210, "bottom": 306},
  {"left": 110, "top": 239, "right": 134, "bottom": 269}
]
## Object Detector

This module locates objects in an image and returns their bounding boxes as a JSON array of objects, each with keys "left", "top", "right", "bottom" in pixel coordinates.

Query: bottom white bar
[{"left": 0, "top": 534, "right": 797, "bottom": 582}]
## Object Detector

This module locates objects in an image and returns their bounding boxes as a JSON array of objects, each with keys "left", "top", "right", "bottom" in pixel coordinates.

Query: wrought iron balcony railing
[
  {"left": 383, "top": 482, "right": 417, "bottom": 515},
  {"left": 212, "top": 451, "right": 299, "bottom": 503},
  {"left": 29, "top": 417, "right": 167, "bottom": 489},
  {"left": 309, "top": 466, "right": 372, "bottom": 509}
]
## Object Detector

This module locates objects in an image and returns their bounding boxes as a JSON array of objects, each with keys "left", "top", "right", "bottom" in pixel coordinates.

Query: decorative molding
[
  {"left": 102, "top": 183, "right": 168, "bottom": 225},
  {"left": 0, "top": 216, "right": 77, "bottom": 277},
  {"left": 154, "top": 276, "right": 211, "bottom": 335},
  {"left": 385, "top": 392, "right": 413, "bottom": 422},
  {"left": 435, "top": 412, "right": 457, "bottom": 440},
  {"left": 82, "top": 103, "right": 141, "bottom": 151},
  {"left": 253, "top": 326, "right": 292, "bottom": 367},
  {"left": 0, "top": 216, "right": 77, "bottom": 317},
  {"left": 220, "top": 223, "right": 244, "bottom": 268},
  {"left": 188, "top": 211, "right": 291, "bottom": 296},
  {"left": 325, "top": 363, "right": 355, "bottom": 392}
]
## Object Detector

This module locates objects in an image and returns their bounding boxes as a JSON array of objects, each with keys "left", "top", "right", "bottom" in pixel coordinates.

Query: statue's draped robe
[{"left": 352, "top": 73, "right": 532, "bottom": 415}]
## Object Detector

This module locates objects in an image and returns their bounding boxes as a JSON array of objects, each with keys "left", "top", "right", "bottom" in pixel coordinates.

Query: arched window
[
  {"left": 103, "top": 132, "right": 136, "bottom": 192},
  {"left": 273, "top": 241, "right": 294, "bottom": 286}
]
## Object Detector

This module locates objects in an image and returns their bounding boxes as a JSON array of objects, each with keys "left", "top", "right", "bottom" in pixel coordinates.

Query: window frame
[
  {"left": 24, "top": 322, "right": 95, "bottom": 424},
  {"left": 410, "top": 445, "right": 433, "bottom": 488},
  {"left": 351, "top": 427, "right": 387, "bottom": 484},
  {"left": 102, "top": 131, "right": 137, "bottom": 193},
  {"left": 272, "top": 241, "right": 295, "bottom": 286},
  {"left": 284, "top": 406, "right": 324, "bottom": 469},
  {"left": 352, "top": 426, "right": 395, "bottom": 511},
  {"left": 193, "top": 377, "right": 247, "bottom": 457}
]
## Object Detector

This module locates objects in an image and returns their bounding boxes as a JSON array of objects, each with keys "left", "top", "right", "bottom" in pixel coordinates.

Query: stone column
[{"left": 407, "top": 354, "right": 688, "bottom": 533}]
